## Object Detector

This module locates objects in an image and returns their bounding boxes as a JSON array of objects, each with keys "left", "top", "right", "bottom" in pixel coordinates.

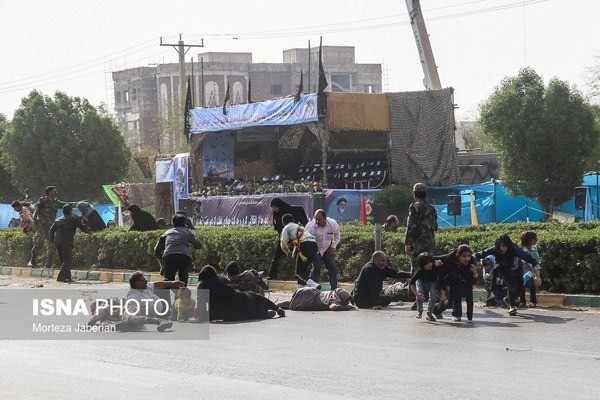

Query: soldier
[
  {"left": 404, "top": 183, "right": 438, "bottom": 310},
  {"left": 404, "top": 183, "right": 438, "bottom": 268},
  {"left": 28, "top": 186, "right": 75, "bottom": 268},
  {"left": 49, "top": 205, "right": 92, "bottom": 282}
]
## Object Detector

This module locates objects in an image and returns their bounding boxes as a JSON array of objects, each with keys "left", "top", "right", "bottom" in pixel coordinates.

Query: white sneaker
[{"left": 306, "top": 279, "right": 322, "bottom": 290}]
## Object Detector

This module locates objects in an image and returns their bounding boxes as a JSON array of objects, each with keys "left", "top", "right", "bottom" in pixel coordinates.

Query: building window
[
  {"left": 115, "top": 91, "right": 122, "bottom": 103},
  {"left": 205, "top": 81, "right": 219, "bottom": 108},
  {"left": 232, "top": 81, "right": 244, "bottom": 105},
  {"left": 331, "top": 75, "right": 350, "bottom": 92},
  {"left": 124, "top": 90, "right": 129, "bottom": 102},
  {"left": 131, "top": 88, "right": 137, "bottom": 101},
  {"left": 364, "top": 85, "right": 374, "bottom": 94},
  {"left": 271, "top": 84, "right": 282, "bottom": 96}
]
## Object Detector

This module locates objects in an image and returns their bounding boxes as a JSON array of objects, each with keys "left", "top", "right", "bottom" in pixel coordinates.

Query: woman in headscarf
[
  {"left": 267, "top": 198, "right": 308, "bottom": 279},
  {"left": 198, "top": 265, "right": 285, "bottom": 321},
  {"left": 277, "top": 287, "right": 354, "bottom": 311}
]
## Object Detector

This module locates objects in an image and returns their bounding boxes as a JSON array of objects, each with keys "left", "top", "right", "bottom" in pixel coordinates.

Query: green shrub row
[{"left": 1, "top": 221, "right": 600, "bottom": 294}]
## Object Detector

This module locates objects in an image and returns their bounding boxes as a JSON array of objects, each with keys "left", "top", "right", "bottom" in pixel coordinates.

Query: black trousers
[
  {"left": 163, "top": 253, "right": 191, "bottom": 286},
  {"left": 521, "top": 278, "right": 537, "bottom": 304},
  {"left": 497, "top": 267, "right": 524, "bottom": 308},
  {"left": 268, "top": 240, "right": 286, "bottom": 279},
  {"left": 55, "top": 242, "right": 73, "bottom": 282},
  {"left": 294, "top": 241, "right": 318, "bottom": 285},
  {"left": 452, "top": 279, "right": 474, "bottom": 320}
]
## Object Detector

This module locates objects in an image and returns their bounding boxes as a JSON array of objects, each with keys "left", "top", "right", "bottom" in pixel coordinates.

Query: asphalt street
[{"left": 1, "top": 277, "right": 599, "bottom": 399}]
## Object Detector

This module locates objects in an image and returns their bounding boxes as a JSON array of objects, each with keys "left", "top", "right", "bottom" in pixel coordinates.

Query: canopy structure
[{"left": 187, "top": 89, "right": 459, "bottom": 189}]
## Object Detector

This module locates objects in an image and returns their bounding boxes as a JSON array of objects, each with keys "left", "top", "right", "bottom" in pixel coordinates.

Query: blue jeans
[{"left": 416, "top": 279, "right": 437, "bottom": 314}]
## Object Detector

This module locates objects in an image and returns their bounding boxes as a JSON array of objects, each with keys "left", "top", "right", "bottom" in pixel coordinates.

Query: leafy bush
[
  {"left": 2, "top": 221, "right": 600, "bottom": 294},
  {"left": 372, "top": 184, "right": 413, "bottom": 222}
]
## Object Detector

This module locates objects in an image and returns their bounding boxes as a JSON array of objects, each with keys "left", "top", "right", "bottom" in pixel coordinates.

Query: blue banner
[
  {"left": 203, "top": 132, "right": 234, "bottom": 182},
  {"left": 189, "top": 94, "right": 318, "bottom": 133}
]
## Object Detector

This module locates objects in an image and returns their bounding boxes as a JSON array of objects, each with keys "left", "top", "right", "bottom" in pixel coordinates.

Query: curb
[{"left": 3, "top": 266, "right": 600, "bottom": 308}]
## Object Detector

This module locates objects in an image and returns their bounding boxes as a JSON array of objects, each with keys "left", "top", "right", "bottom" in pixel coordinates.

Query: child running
[
  {"left": 518, "top": 230, "right": 541, "bottom": 307},
  {"left": 409, "top": 253, "right": 438, "bottom": 321},
  {"left": 434, "top": 244, "right": 478, "bottom": 322},
  {"left": 474, "top": 234, "right": 540, "bottom": 316}
]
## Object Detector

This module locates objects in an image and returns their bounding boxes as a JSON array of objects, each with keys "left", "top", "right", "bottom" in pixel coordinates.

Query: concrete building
[{"left": 112, "top": 46, "right": 382, "bottom": 151}]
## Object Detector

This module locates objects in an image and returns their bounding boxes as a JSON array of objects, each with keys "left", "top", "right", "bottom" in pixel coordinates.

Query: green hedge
[{"left": 2, "top": 221, "right": 600, "bottom": 294}]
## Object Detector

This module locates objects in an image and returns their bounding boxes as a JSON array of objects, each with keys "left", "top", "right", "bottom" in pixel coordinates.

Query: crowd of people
[{"left": 15, "top": 183, "right": 544, "bottom": 329}]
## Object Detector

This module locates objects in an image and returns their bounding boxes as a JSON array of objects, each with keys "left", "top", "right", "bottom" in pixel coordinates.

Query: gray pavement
[{"left": 1, "top": 277, "right": 600, "bottom": 399}]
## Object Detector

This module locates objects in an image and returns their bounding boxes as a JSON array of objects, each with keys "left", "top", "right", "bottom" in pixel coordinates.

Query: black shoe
[
  {"left": 157, "top": 321, "right": 173, "bottom": 332},
  {"left": 410, "top": 302, "right": 418, "bottom": 311},
  {"left": 276, "top": 308, "right": 286, "bottom": 317},
  {"left": 266, "top": 310, "right": 277, "bottom": 319}
]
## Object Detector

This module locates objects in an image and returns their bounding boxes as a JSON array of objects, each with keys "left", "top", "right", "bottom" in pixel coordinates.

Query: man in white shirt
[
  {"left": 118, "top": 271, "right": 185, "bottom": 332},
  {"left": 280, "top": 214, "right": 321, "bottom": 289},
  {"left": 305, "top": 209, "right": 341, "bottom": 289}
]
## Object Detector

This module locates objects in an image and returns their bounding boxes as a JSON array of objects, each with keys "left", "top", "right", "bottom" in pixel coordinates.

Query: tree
[
  {"left": 459, "top": 121, "right": 497, "bottom": 153},
  {"left": 479, "top": 68, "right": 599, "bottom": 216},
  {"left": 0, "top": 114, "right": 23, "bottom": 202},
  {"left": 0, "top": 91, "right": 131, "bottom": 200}
]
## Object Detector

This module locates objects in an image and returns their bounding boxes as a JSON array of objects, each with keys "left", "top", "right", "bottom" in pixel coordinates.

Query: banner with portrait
[{"left": 173, "top": 153, "right": 190, "bottom": 212}]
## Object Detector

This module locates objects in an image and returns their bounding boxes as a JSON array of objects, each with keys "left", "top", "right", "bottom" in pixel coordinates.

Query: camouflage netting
[{"left": 386, "top": 89, "right": 459, "bottom": 186}]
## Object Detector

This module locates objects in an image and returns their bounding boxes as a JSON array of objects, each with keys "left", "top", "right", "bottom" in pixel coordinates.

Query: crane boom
[{"left": 405, "top": 0, "right": 442, "bottom": 90}]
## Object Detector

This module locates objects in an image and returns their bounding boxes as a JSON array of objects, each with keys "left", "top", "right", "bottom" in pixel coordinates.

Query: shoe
[
  {"left": 467, "top": 317, "right": 473, "bottom": 322},
  {"left": 276, "top": 308, "right": 286, "bottom": 317},
  {"left": 157, "top": 321, "right": 173, "bottom": 332},
  {"left": 411, "top": 302, "right": 418, "bottom": 311},
  {"left": 266, "top": 310, "right": 277, "bottom": 319},
  {"left": 27, "top": 261, "right": 35, "bottom": 268},
  {"left": 508, "top": 307, "right": 517, "bottom": 316},
  {"left": 434, "top": 314, "right": 443, "bottom": 320},
  {"left": 416, "top": 311, "right": 422, "bottom": 319},
  {"left": 306, "top": 279, "right": 321, "bottom": 290},
  {"left": 452, "top": 316, "right": 461, "bottom": 322},
  {"left": 528, "top": 303, "right": 537, "bottom": 308},
  {"left": 426, "top": 313, "right": 436, "bottom": 322},
  {"left": 57, "top": 278, "right": 73, "bottom": 283}
]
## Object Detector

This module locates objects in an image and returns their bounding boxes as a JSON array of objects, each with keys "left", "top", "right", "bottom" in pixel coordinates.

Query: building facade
[{"left": 112, "top": 46, "right": 382, "bottom": 151}]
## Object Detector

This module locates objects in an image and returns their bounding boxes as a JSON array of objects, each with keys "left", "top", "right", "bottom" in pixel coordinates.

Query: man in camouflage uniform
[
  {"left": 404, "top": 183, "right": 438, "bottom": 310},
  {"left": 225, "top": 261, "right": 269, "bottom": 296},
  {"left": 28, "top": 186, "right": 73, "bottom": 268}
]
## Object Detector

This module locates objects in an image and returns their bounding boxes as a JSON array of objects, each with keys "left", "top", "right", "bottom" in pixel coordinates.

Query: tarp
[
  {"left": 325, "top": 92, "right": 390, "bottom": 131},
  {"left": 0, "top": 204, "right": 115, "bottom": 228},
  {"left": 386, "top": 89, "right": 459, "bottom": 186},
  {"left": 189, "top": 93, "right": 318, "bottom": 133}
]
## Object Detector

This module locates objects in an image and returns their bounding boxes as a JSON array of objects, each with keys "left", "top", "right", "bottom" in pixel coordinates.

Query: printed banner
[
  {"left": 173, "top": 153, "right": 190, "bottom": 212},
  {"left": 155, "top": 159, "right": 174, "bottom": 183},
  {"left": 198, "top": 194, "right": 312, "bottom": 226},
  {"left": 324, "top": 189, "right": 378, "bottom": 223},
  {"left": 102, "top": 185, "right": 121, "bottom": 207},
  {"left": 190, "top": 93, "right": 318, "bottom": 133},
  {"left": 203, "top": 132, "right": 235, "bottom": 181}
]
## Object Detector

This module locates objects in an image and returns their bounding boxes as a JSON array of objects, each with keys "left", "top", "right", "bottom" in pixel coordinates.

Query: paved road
[{"left": 1, "top": 278, "right": 599, "bottom": 399}]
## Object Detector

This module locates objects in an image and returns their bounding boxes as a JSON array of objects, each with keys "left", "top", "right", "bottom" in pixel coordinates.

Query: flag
[
  {"left": 134, "top": 156, "right": 152, "bottom": 179},
  {"left": 183, "top": 76, "right": 192, "bottom": 143},
  {"left": 294, "top": 70, "right": 303, "bottom": 102},
  {"left": 102, "top": 185, "right": 121, "bottom": 207},
  {"left": 469, "top": 190, "right": 478, "bottom": 226},
  {"left": 222, "top": 82, "right": 230, "bottom": 115},
  {"left": 360, "top": 195, "right": 368, "bottom": 225},
  {"left": 247, "top": 79, "right": 253, "bottom": 103},
  {"left": 318, "top": 37, "right": 328, "bottom": 94}
]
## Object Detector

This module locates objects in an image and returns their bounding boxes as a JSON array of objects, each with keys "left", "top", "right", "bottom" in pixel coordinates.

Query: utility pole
[
  {"left": 405, "top": 0, "right": 442, "bottom": 90},
  {"left": 160, "top": 35, "right": 204, "bottom": 144}
]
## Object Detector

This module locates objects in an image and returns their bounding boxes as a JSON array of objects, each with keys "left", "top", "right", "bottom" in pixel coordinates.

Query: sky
[{"left": 1, "top": 0, "right": 598, "bottom": 121}]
